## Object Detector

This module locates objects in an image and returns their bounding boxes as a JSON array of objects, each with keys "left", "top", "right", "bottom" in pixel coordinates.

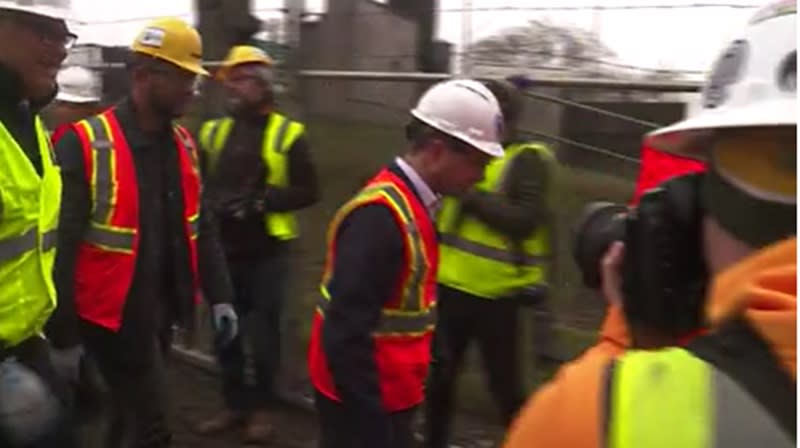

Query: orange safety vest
[
  {"left": 70, "top": 107, "right": 202, "bottom": 331},
  {"left": 307, "top": 168, "right": 439, "bottom": 412}
]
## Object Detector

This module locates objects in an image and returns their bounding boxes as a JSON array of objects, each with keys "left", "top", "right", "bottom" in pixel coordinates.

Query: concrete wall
[
  {"left": 300, "top": 0, "right": 420, "bottom": 125},
  {"left": 346, "top": 0, "right": 419, "bottom": 124}
]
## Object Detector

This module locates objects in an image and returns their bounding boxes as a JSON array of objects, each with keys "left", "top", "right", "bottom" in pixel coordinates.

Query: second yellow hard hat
[{"left": 216, "top": 45, "right": 274, "bottom": 80}]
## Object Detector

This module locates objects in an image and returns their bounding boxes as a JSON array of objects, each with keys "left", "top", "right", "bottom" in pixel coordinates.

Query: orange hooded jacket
[{"left": 503, "top": 237, "right": 797, "bottom": 447}]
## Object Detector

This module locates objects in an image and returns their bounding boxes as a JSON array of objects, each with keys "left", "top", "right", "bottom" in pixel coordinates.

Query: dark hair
[
  {"left": 483, "top": 79, "right": 523, "bottom": 125},
  {"left": 404, "top": 117, "right": 472, "bottom": 154}
]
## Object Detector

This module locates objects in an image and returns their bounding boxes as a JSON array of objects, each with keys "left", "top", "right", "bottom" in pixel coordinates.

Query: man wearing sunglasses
[
  {"left": 0, "top": 2, "right": 78, "bottom": 447},
  {"left": 47, "top": 17, "right": 237, "bottom": 448}
]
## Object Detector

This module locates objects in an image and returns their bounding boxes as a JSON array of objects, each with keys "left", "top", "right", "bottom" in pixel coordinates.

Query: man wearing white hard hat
[
  {"left": 307, "top": 79, "right": 504, "bottom": 448},
  {"left": 0, "top": 1, "right": 78, "bottom": 447},
  {"left": 44, "top": 66, "right": 103, "bottom": 141},
  {"left": 504, "top": 1, "right": 796, "bottom": 446}
]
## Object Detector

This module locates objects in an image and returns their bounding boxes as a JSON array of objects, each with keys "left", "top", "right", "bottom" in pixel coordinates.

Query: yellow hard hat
[
  {"left": 131, "top": 17, "right": 208, "bottom": 76},
  {"left": 217, "top": 45, "right": 273, "bottom": 80}
]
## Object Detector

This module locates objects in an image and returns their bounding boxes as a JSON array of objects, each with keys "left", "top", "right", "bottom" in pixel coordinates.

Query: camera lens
[{"left": 572, "top": 202, "right": 628, "bottom": 289}]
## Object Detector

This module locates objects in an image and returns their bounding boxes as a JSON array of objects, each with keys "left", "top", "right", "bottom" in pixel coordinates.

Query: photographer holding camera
[{"left": 504, "top": 1, "right": 796, "bottom": 446}]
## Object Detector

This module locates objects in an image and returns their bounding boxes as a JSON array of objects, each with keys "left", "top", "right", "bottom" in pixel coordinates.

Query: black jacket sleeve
[
  {"left": 262, "top": 135, "right": 320, "bottom": 212},
  {"left": 321, "top": 204, "right": 404, "bottom": 446},
  {"left": 46, "top": 128, "right": 90, "bottom": 349},
  {"left": 459, "top": 149, "right": 550, "bottom": 240},
  {"left": 197, "top": 185, "right": 234, "bottom": 306}
]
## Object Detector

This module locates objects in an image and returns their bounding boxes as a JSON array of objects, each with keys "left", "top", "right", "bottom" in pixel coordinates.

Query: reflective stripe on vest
[
  {"left": 317, "top": 182, "right": 435, "bottom": 336},
  {"left": 0, "top": 117, "right": 61, "bottom": 347},
  {"left": 80, "top": 114, "right": 136, "bottom": 253},
  {"left": 0, "top": 227, "right": 57, "bottom": 262},
  {"left": 199, "top": 113, "right": 305, "bottom": 240},
  {"left": 437, "top": 142, "right": 555, "bottom": 299},
  {"left": 606, "top": 348, "right": 793, "bottom": 448}
]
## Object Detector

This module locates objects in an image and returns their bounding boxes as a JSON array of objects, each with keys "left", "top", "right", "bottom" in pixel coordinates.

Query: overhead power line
[
  {"left": 74, "top": 3, "right": 759, "bottom": 26},
  {"left": 433, "top": 3, "right": 760, "bottom": 13}
]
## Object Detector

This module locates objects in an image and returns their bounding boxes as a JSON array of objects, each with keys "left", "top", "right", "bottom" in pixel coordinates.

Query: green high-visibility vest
[
  {"left": 437, "top": 142, "right": 556, "bottom": 299},
  {"left": 0, "top": 118, "right": 61, "bottom": 347},
  {"left": 199, "top": 113, "right": 305, "bottom": 240},
  {"left": 606, "top": 347, "right": 793, "bottom": 448}
]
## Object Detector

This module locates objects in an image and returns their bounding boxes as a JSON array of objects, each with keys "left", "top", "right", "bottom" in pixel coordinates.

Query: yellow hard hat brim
[
  {"left": 215, "top": 59, "right": 272, "bottom": 81},
  {"left": 175, "top": 59, "right": 209, "bottom": 77},
  {"left": 132, "top": 46, "right": 209, "bottom": 76}
]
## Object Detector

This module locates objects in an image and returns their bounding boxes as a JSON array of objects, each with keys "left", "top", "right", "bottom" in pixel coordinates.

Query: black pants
[
  {"left": 216, "top": 249, "right": 290, "bottom": 411},
  {"left": 0, "top": 337, "right": 76, "bottom": 448},
  {"left": 425, "top": 285, "right": 525, "bottom": 448},
  {"left": 83, "top": 331, "right": 170, "bottom": 448},
  {"left": 315, "top": 391, "right": 416, "bottom": 448}
]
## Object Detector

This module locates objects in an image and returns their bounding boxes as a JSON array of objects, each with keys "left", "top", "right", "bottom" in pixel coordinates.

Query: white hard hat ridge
[
  {"left": 649, "top": 0, "right": 797, "bottom": 153},
  {"left": 411, "top": 78, "right": 505, "bottom": 158},
  {"left": 56, "top": 66, "right": 101, "bottom": 103}
]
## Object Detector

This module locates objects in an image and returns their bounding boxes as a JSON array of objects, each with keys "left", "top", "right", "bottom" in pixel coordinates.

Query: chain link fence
[{"left": 48, "top": 61, "right": 700, "bottom": 412}]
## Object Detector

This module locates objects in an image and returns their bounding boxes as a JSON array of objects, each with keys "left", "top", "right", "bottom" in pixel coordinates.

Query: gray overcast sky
[{"left": 68, "top": 0, "right": 758, "bottom": 73}]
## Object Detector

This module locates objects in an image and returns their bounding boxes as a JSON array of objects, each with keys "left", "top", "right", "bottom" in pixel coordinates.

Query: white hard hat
[
  {"left": 56, "top": 66, "right": 101, "bottom": 103},
  {"left": 411, "top": 79, "right": 505, "bottom": 158},
  {"left": 649, "top": 0, "right": 797, "bottom": 154},
  {"left": 0, "top": 0, "right": 71, "bottom": 21}
]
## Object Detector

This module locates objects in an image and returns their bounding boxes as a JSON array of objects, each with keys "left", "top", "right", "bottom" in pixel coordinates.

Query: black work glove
[{"left": 49, "top": 345, "right": 108, "bottom": 422}]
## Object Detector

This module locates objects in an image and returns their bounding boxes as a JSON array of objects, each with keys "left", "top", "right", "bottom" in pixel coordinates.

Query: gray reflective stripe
[
  {"left": 375, "top": 307, "right": 436, "bottom": 334},
  {"left": 440, "top": 233, "right": 546, "bottom": 266},
  {"left": 316, "top": 295, "right": 435, "bottom": 335},
  {"left": 174, "top": 126, "right": 192, "bottom": 154},
  {"left": 377, "top": 185, "right": 424, "bottom": 312},
  {"left": 713, "top": 368, "right": 794, "bottom": 448},
  {"left": 0, "top": 228, "right": 56, "bottom": 263},
  {"left": 84, "top": 226, "right": 134, "bottom": 250},
  {"left": 86, "top": 116, "right": 113, "bottom": 224},
  {"left": 271, "top": 115, "right": 292, "bottom": 153},
  {"left": 42, "top": 229, "right": 57, "bottom": 252},
  {"left": 189, "top": 215, "right": 199, "bottom": 237}
]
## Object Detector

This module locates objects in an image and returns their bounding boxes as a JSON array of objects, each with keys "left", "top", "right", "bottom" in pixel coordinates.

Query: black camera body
[{"left": 573, "top": 173, "right": 708, "bottom": 336}]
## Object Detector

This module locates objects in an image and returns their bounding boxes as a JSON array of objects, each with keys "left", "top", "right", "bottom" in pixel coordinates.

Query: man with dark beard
[
  {"left": 195, "top": 45, "right": 319, "bottom": 444},
  {"left": 47, "top": 18, "right": 238, "bottom": 448}
]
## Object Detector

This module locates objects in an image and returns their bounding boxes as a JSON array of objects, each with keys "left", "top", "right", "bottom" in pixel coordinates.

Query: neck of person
[{"left": 400, "top": 153, "right": 439, "bottom": 194}]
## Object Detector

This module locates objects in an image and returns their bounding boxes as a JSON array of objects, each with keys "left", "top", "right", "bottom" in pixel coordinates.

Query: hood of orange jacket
[{"left": 706, "top": 237, "right": 796, "bottom": 378}]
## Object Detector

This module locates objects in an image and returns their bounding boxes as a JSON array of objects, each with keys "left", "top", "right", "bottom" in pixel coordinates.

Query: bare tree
[{"left": 466, "top": 19, "right": 622, "bottom": 79}]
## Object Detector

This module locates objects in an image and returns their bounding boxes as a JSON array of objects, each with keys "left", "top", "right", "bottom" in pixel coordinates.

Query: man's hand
[
  {"left": 212, "top": 303, "right": 239, "bottom": 347},
  {"left": 49, "top": 345, "right": 84, "bottom": 384},
  {"left": 600, "top": 242, "right": 626, "bottom": 307}
]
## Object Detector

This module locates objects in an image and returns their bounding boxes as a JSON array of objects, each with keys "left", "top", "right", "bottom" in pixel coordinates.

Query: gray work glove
[
  {"left": 49, "top": 345, "right": 84, "bottom": 384},
  {"left": 212, "top": 303, "right": 239, "bottom": 347}
]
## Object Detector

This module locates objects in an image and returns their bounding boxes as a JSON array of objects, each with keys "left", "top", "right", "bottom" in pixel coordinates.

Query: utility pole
[
  {"left": 462, "top": 0, "right": 472, "bottom": 75},
  {"left": 194, "top": 0, "right": 261, "bottom": 122}
]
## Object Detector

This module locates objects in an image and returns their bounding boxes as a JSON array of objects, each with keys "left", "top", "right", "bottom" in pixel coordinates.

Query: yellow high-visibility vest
[
  {"left": 199, "top": 112, "right": 305, "bottom": 240},
  {"left": 607, "top": 347, "right": 793, "bottom": 448},
  {"left": 0, "top": 117, "right": 61, "bottom": 347},
  {"left": 437, "top": 142, "right": 556, "bottom": 299}
]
